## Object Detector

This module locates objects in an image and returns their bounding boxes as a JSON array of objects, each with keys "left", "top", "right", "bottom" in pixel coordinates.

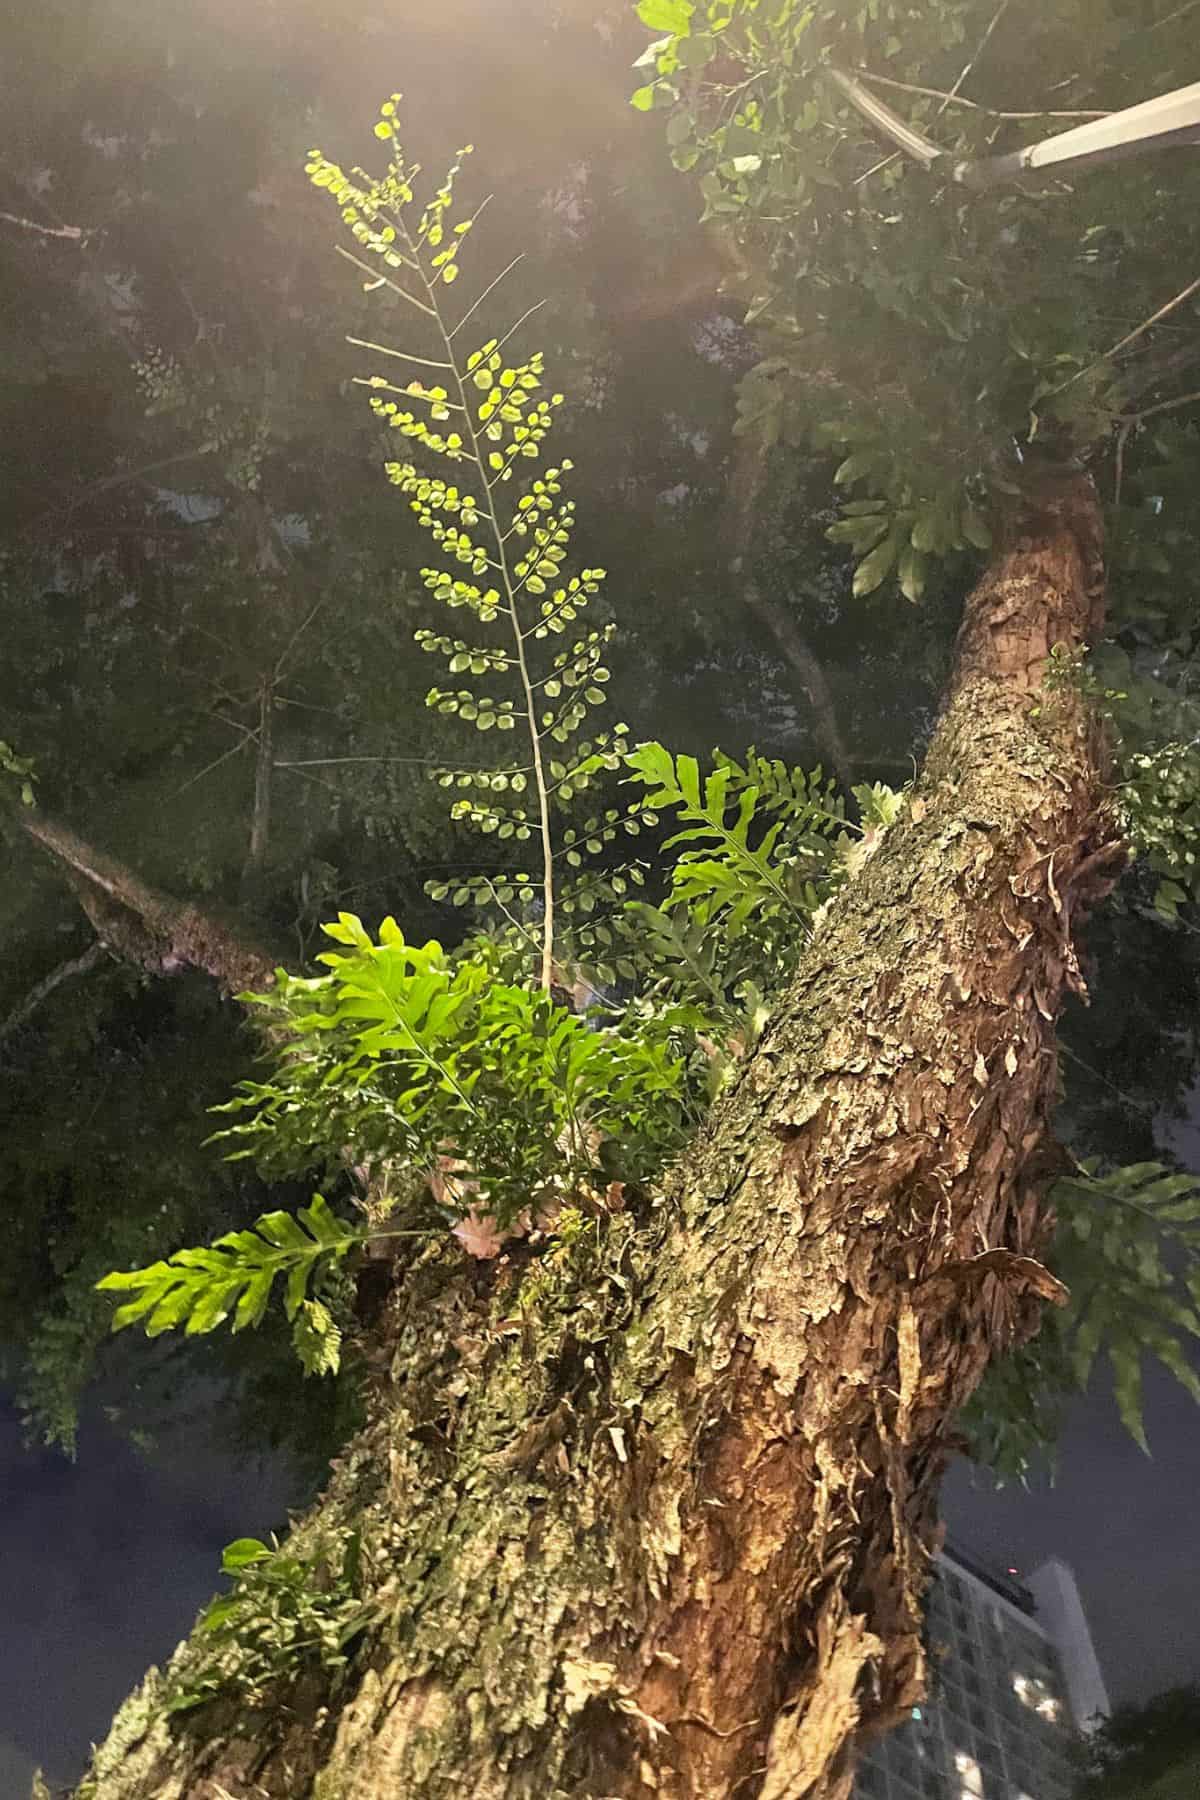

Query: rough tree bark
[{"left": 71, "top": 469, "right": 1124, "bottom": 1800}]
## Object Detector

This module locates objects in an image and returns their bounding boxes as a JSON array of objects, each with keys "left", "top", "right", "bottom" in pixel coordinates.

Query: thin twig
[
  {"left": 274, "top": 754, "right": 534, "bottom": 772},
  {"left": 1116, "top": 385, "right": 1200, "bottom": 425},
  {"left": 948, "top": 0, "right": 1013, "bottom": 104},
  {"left": 167, "top": 736, "right": 248, "bottom": 801},
  {"left": 459, "top": 195, "right": 495, "bottom": 233},
  {"left": 0, "top": 941, "right": 108, "bottom": 1048},
  {"left": 204, "top": 707, "right": 260, "bottom": 743},
  {"left": 492, "top": 299, "right": 549, "bottom": 360},
  {"left": 0, "top": 209, "right": 86, "bottom": 241},
  {"left": 48, "top": 448, "right": 219, "bottom": 524},
  {"left": 852, "top": 70, "right": 1107, "bottom": 121},
  {"left": 272, "top": 695, "right": 340, "bottom": 715},
  {"left": 1146, "top": 0, "right": 1200, "bottom": 31},
  {"left": 272, "top": 760, "right": 343, "bottom": 797},
  {"left": 345, "top": 335, "right": 454, "bottom": 371},
  {"left": 853, "top": 0, "right": 1011, "bottom": 188},
  {"left": 274, "top": 599, "right": 326, "bottom": 680},
  {"left": 1050, "top": 273, "right": 1200, "bottom": 396},
  {"left": 352, "top": 374, "right": 466, "bottom": 410},
  {"left": 478, "top": 876, "right": 545, "bottom": 956},
  {"left": 855, "top": 150, "right": 902, "bottom": 187},
  {"left": 241, "top": 676, "right": 274, "bottom": 897},
  {"left": 334, "top": 245, "right": 436, "bottom": 318},
  {"left": 1060, "top": 1043, "right": 1149, "bottom": 1114},
  {"left": 1113, "top": 418, "right": 1132, "bottom": 511},
  {"left": 448, "top": 253, "right": 524, "bottom": 342}
]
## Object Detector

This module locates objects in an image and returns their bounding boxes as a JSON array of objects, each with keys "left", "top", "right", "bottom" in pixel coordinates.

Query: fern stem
[
  {"left": 334, "top": 246, "right": 435, "bottom": 317},
  {"left": 399, "top": 221, "right": 556, "bottom": 990},
  {"left": 345, "top": 336, "right": 454, "bottom": 371},
  {"left": 488, "top": 298, "right": 548, "bottom": 362},
  {"left": 372, "top": 1008, "right": 482, "bottom": 1118},
  {"left": 448, "top": 250, "right": 523, "bottom": 341}
]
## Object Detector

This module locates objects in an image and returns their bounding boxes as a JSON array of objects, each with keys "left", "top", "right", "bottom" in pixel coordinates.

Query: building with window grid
[{"left": 853, "top": 1546, "right": 1109, "bottom": 1800}]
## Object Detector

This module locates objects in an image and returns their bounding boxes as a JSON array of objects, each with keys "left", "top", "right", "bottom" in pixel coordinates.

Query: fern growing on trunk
[
  {"left": 79, "top": 98, "right": 1200, "bottom": 1780},
  {"left": 94, "top": 109, "right": 855, "bottom": 1382},
  {"left": 308, "top": 104, "right": 627, "bottom": 990}
]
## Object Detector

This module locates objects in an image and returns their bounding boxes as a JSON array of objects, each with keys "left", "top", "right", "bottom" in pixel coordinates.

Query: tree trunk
[{"left": 71, "top": 470, "right": 1124, "bottom": 1800}]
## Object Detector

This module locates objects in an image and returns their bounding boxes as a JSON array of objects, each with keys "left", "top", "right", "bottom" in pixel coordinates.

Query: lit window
[
  {"left": 1012, "top": 1672, "right": 1061, "bottom": 1724},
  {"left": 955, "top": 1749, "right": 984, "bottom": 1796}
]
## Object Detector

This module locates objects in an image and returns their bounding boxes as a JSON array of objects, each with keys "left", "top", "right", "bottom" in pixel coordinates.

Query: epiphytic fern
[
  {"left": 96, "top": 1193, "right": 359, "bottom": 1374},
  {"left": 306, "top": 103, "right": 625, "bottom": 989}
]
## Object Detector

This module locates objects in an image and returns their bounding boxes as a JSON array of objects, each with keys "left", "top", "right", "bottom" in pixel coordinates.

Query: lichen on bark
[{"left": 73, "top": 471, "right": 1125, "bottom": 1800}]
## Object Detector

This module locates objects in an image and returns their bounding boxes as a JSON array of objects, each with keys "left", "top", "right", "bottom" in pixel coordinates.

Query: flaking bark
[{"left": 71, "top": 470, "right": 1124, "bottom": 1800}]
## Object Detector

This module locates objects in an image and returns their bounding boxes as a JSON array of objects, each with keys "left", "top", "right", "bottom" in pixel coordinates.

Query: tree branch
[
  {"left": 240, "top": 679, "right": 274, "bottom": 904},
  {"left": 1117, "top": 385, "right": 1200, "bottom": 424},
  {"left": 29, "top": 448, "right": 222, "bottom": 539},
  {"left": 0, "top": 941, "right": 108, "bottom": 1049},
  {"left": 1052, "top": 273, "right": 1200, "bottom": 397},
  {"left": 16, "top": 807, "right": 278, "bottom": 995},
  {"left": 850, "top": 0, "right": 1012, "bottom": 186},
  {"left": 1146, "top": 0, "right": 1200, "bottom": 32}
]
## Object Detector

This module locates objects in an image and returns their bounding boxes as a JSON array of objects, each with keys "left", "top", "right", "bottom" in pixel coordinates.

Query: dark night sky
[
  {"left": 2, "top": 1121, "right": 1198, "bottom": 1792},
  {"left": 0, "top": 1395, "right": 296, "bottom": 1791},
  {"left": 948, "top": 1361, "right": 1200, "bottom": 1709}
]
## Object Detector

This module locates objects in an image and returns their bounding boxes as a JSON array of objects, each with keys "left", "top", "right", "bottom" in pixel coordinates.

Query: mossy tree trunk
[{"left": 73, "top": 470, "right": 1124, "bottom": 1800}]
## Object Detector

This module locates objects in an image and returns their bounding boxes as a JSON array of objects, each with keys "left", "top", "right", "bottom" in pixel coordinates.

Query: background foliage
[{"left": 1072, "top": 1684, "right": 1200, "bottom": 1799}]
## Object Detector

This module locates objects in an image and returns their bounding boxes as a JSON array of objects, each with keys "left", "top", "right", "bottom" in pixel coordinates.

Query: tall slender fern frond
[{"left": 306, "top": 104, "right": 624, "bottom": 989}]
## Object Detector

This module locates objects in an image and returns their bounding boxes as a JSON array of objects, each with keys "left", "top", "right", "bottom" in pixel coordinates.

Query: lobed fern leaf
[
  {"left": 96, "top": 1194, "right": 361, "bottom": 1364},
  {"left": 625, "top": 742, "right": 844, "bottom": 931}
]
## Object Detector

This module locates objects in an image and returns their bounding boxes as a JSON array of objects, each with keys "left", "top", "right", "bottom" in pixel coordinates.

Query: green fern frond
[
  {"left": 625, "top": 742, "right": 843, "bottom": 930},
  {"left": 1054, "top": 1159, "right": 1200, "bottom": 1450},
  {"left": 96, "top": 1194, "right": 361, "bottom": 1346},
  {"left": 291, "top": 1297, "right": 343, "bottom": 1378},
  {"left": 209, "top": 914, "right": 692, "bottom": 1232},
  {"left": 166, "top": 1524, "right": 373, "bottom": 1713},
  {"left": 306, "top": 107, "right": 628, "bottom": 989}
]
